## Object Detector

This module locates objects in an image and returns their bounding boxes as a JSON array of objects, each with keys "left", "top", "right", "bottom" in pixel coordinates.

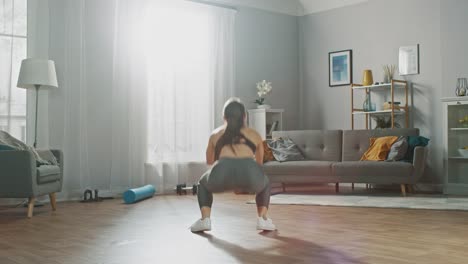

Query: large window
[{"left": 0, "top": 0, "right": 27, "bottom": 141}]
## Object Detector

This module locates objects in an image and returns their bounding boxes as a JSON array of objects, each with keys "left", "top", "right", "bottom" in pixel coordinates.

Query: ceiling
[
  {"left": 204, "top": 0, "right": 302, "bottom": 16},
  {"left": 204, "top": 0, "right": 369, "bottom": 16},
  {"left": 299, "top": 0, "right": 368, "bottom": 15}
]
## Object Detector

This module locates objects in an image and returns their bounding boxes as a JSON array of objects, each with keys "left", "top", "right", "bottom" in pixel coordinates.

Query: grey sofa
[
  {"left": 0, "top": 149, "right": 63, "bottom": 217},
  {"left": 263, "top": 128, "right": 428, "bottom": 196}
]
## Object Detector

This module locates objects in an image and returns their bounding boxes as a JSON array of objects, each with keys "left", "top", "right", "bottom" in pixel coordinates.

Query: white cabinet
[
  {"left": 442, "top": 97, "right": 468, "bottom": 195},
  {"left": 247, "top": 109, "right": 284, "bottom": 140}
]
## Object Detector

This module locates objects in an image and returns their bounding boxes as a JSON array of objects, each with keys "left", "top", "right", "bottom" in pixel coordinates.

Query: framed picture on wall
[
  {"left": 399, "top": 44, "right": 419, "bottom": 75},
  {"left": 329, "top": 49, "right": 353, "bottom": 87}
]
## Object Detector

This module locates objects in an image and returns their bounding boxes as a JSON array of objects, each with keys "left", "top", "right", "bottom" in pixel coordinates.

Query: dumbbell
[{"left": 176, "top": 184, "right": 187, "bottom": 195}]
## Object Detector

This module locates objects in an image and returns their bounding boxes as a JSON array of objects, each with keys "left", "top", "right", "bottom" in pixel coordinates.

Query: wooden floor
[{"left": 1, "top": 190, "right": 468, "bottom": 264}]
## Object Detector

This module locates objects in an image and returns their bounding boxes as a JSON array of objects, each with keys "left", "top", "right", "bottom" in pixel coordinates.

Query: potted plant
[
  {"left": 254, "top": 80, "right": 272, "bottom": 109},
  {"left": 371, "top": 115, "right": 401, "bottom": 129}
]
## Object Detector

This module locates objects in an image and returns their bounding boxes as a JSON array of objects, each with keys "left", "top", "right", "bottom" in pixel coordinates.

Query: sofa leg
[
  {"left": 49, "top": 193, "right": 57, "bottom": 211},
  {"left": 351, "top": 183, "right": 355, "bottom": 190},
  {"left": 400, "top": 184, "right": 407, "bottom": 197},
  {"left": 335, "top": 183, "right": 339, "bottom": 193},
  {"left": 27, "top": 197, "right": 35, "bottom": 218}
]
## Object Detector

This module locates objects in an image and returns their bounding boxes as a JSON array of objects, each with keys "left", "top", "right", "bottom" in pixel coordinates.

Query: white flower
[
  {"left": 256, "top": 80, "right": 272, "bottom": 98},
  {"left": 254, "top": 80, "right": 273, "bottom": 105}
]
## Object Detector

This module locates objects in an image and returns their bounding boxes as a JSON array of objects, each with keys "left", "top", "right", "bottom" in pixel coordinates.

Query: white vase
[{"left": 257, "top": 104, "right": 271, "bottom": 110}]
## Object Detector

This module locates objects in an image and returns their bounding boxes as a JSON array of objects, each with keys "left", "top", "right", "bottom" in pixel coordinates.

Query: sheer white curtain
[
  {"left": 49, "top": 0, "right": 235, "bottom": 196},
  {"left": 112, "top": 0, "right": 236, "bottom": 193},
  {"left": 110, "top": 0, "right": 150, "bottom": 192},
  {"left": 142, "top": 1, "right": 236, "bottom": 192},
  {"left": 50, "top": 0, "right": 93, "bottom": 197}
]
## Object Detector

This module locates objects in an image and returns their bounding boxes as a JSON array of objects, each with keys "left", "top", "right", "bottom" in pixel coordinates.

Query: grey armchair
[{"left": 0, "top": 149, "right": 63, "bottom": 217}]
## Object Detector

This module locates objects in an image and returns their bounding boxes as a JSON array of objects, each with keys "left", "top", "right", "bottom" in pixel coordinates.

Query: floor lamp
[{"left": 17, "top": 59, "right": 58, "bottom": 148}]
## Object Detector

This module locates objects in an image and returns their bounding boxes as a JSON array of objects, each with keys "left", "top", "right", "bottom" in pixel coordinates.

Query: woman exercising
[{"left": 190, "top": 98, "right": 276, "bottom": 232}]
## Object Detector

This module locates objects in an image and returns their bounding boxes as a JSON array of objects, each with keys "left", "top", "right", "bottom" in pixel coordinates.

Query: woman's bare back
[{"left": 208, "top": 126, "right": 263, "bottom": 162}]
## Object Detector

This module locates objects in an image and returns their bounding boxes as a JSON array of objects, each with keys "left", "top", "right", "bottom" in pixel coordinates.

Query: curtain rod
[{"left": 186, "top": 0, "right": 238, "bottom": 11}]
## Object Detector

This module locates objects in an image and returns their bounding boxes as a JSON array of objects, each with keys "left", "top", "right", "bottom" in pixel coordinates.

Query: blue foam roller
[{"left": 123, "top": 184, "right": 156, "bottom": 204}]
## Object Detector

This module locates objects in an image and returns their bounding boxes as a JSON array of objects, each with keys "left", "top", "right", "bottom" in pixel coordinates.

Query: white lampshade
[{"left": 17, "top": 58, "right": 58, "bottom": 89}]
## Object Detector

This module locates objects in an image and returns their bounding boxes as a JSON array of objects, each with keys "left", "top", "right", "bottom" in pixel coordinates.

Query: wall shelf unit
[
  {"left": 247, "top": 109, "right": 284, "bottom": 140},
  {"left": 351, "top": 79, "right": 409, "bottom": 130},
  {"left": 442, "top": 96, "right": 468, "bottom": 195}
]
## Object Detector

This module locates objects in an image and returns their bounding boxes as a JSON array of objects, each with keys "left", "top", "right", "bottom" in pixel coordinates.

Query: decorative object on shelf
[
  {"left": 455, "top": 78, "right": 467, "bottom": 97},
  {"left": 267, "top": 121, "right": 279, "bottom": 137},
  {"left": 383, "top": 64, "right": 396, "bottom": 83},
  {"left": 371, "top": 115, "right": 401, "bottom": 129},
  {"left": 329, "top": 49, "right": 352, "bottom": 87},
  {"left": 458, "top": 148, "right": 468, "bottom": 158},
  {"left": 458, "top": 115, "right": 468, "bottom": 128},
  {"left": 383, "top": 101, "right": 401, "bottom": 111},
  {"left": 362, "top": 69, "right": 374, "bottom": 86},
  {"left": 17, "top": 59, "right": 59, "bottom": 148},
  {"left": 254, "top": 80, "right": 272, "bottom": 108},
  {"left": 399, "top": 44, "right": 420, "bottom": 75},
  {"left": 363, "top": 93, "right": 372, "bottom": 112}
]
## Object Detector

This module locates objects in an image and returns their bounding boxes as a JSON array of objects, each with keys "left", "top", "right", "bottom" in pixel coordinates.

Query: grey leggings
[{"left": 198, "top": 158, "right": 271, "bottom": 208}]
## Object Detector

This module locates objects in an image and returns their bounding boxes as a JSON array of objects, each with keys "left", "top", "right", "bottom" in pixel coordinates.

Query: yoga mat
[{"left": 123, "top": 185, "right": 156, "bottom": 204}]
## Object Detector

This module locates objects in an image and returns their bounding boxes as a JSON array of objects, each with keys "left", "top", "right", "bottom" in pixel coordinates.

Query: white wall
[
  {"left": 235, "top": 7, "right": 300, "bottom": 130},
  {"left": 441, "top": 0, "right": 468, "bottom": 95}
]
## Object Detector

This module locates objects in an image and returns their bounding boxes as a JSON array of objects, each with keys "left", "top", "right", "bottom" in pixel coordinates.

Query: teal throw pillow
[
  {"left": 0, "top": 144, "right": 15, "bottom": 151},
  {"left": 404, "top": 136, "right": 430, "bottom": 162}
]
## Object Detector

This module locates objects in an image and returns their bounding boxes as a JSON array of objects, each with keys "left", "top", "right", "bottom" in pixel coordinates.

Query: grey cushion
[
  {"left": 36, "top": 149, "right": 59, "bottom": 165},
  {"left": 386, "top": 136, "right": 408, "bottom": 161},
  {"left": 272, "top": 130, "right": 342, "bottom": 161},
  {"left": 333, "top": 161, "right": 414, "bottom": 180},
  {"left": 267, "top": 138, "right": 305, "bottom": 162},
  {"left": 263, "top": 160, "right": 333, "bottom": 176},
  {"left": 37, "top": 165, "right": 61, "bottom": 184},
  {"left": 342, "top": 128, "right": 419, "bottom": 161}
]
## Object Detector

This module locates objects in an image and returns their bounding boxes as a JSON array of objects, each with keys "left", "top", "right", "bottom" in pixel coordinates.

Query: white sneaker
[
  {"left": 256, "top": 217, "right": 276, "bottom": 231},
  {"left": 190, "top": 218, "right": 211, "bottom": 232}
]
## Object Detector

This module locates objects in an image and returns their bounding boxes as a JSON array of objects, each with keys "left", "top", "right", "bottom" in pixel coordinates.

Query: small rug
[{"left": 248, "top": 194, "right": 468, "bottom": 211}]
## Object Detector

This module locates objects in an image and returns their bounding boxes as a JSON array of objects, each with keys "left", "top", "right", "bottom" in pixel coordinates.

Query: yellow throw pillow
[{"left": 360, "top": 136, "right": 398, "bottom": 161}]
